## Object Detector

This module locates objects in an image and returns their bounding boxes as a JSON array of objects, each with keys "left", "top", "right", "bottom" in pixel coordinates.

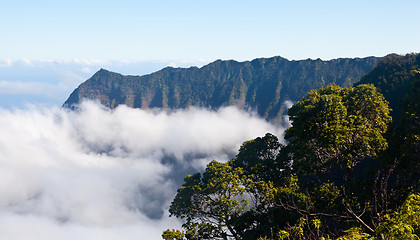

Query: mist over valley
[{"left": 0, "top": 100, "right": 287, "bottom": 239}]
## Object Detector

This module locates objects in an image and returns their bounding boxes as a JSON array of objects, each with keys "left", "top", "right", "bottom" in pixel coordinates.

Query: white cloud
[
  {"left": 0, "top": 59, "right": 12, "bottom": 67},
  {"left": 0, "top": 212, "right": 181, "bottom": 240},
  {"left": 21, "top": 58, "right": 33, "bottom": 66},
  {"left": 282, "top": 100, "right": 294, "bottom": 129},
  {"left": 0, "top": 101, "right": 286, "bottom": 240},
  {"left": 72, "top": 59, "right": 110, "bottom": 66}
]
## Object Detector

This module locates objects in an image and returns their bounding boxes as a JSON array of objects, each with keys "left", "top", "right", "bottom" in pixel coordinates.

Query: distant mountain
[{"left": 64, "top": 56, "right": 379, "bottom": 123}]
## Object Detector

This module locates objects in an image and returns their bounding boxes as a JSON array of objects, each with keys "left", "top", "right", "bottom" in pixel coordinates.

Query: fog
[{"left": 0, "top": 101, "right": 288, "bottom": 240}]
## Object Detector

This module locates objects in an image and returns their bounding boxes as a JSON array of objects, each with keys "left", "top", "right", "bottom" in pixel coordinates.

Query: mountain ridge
[{"left": 64, "top": 56, "right": 380, "bottom": 123}]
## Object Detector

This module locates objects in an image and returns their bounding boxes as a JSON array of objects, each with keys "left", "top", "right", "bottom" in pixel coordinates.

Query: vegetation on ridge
[
  {"left": 64, "top": 56, "right": 378, "bottom": 123},
  {"left": 62, "top": 53, "right": 419, "bottom": 239},
  {"left": 162, "top": 65, "right": 420, "bottom": 239},
  {"left": 357, "top": 53, "right": 420, "bottom": 120}
]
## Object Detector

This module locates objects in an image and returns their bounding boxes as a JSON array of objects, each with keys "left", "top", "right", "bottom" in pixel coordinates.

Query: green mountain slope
[
  {"left": 356, "top": 53, "right": 420, "bottom": 119},
  {"left": 64, "top": 56, "right": 379, "bottom": 122},
  {"left": 356, "top": 53, "right": 420, "bottom": 196}
]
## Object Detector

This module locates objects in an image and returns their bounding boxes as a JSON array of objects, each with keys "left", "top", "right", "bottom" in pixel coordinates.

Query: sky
[
  {"left": 0, "top": 1, "right": 419, "bottom": 239},
  {"left": 1, "top": 0, "right": 419, "bottom": 62},
  {"left": 1, "top": 0, "right": 420, "bottom": 108}
]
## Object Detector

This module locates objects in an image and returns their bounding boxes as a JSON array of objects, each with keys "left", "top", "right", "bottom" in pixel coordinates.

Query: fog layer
[{"left": 0, "top": 101, "right": 287, "bottom": 239}]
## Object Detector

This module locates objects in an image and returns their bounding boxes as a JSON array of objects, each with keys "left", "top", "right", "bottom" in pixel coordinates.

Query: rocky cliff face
[{"left": 64, "top": 56, "right": 379, "bottom": 123}]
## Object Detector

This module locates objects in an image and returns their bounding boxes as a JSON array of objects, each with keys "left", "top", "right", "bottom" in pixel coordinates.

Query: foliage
[
  {"left": 393, "top": 70, "right": 420, "bottom": 192},
  {"left": 357, "top": 53, "right": 420, "bottom": 120},
  {"left": 281, "top": 85, "right": 394, "bottom": 237},
  {"left": 377, "top": 194, "right": 420, "bottom": 239},
  {"left": 168, "top": 160, "right": 250, "bottom": 240},
  {"left": 357, "top": 53, "right": 420, "bottom": 207},
  {"left": 336, "top": 227, "right": 373, "bottom": 240},
  {"left": 285, "top": 84, "right": 391, "bottom": 174},
  {"left": 231, "top": 133, "right": 287, "bottom": 183},
  {"left": 335, "top": 193, "right": 420, "bottom": 240},
  {"left": 162, "top": 229, "right": 185, "bottom": 240},
  {"left": 167, "top": 134, "right": 291, "bottom": 239},
  {"left": 163, "top": 79, "right": 420, "bottom": 239}
]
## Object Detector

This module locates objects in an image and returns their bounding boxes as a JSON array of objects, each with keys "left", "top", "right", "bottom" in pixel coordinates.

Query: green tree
[
  {"left": 168, "top": 161, "right": 250, "bottom": 240},
  {"left": 335, "top": 193, "right": 420, "bottom": 240},
  {"left": 336, "top": 227, "right": 373, "bottom": 240},
  {"left": 357, "top": 53, "right": 420, "bottom": 120},
  {"left": 230, "top": 134, "right": 293, "bottom": 239},
  {"left": 231, "top": 133, "right": 286, "bottom": 182},
  {"left": 164, "top": 84, "right": 395, "bottom": 239},
  {"left": 377, "top": 193, "right": 420, "bottom": 239},
  {"left": 162, "top": 229, "right": 185, "bottom": 240},
  {"left": 394, "top": 70, "right": 420, "bottom": 192},
  {"left": 166, "top": 134, "right": 292, "bottom": 240},
  {"left": 285, "top": 84, "right": 391, "bottom": 174},
  {"left": 281, "top": 84, "right": 392, "bottom": 235}
]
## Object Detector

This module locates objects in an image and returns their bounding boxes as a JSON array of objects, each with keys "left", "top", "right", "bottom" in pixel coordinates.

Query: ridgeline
[{"left": 64, "top": 56, "right": 379, "bottom": 123}]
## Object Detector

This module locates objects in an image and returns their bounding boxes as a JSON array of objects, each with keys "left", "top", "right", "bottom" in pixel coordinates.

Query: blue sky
[
  {"left": 2, "top": 0, "right": 420, "bottom": 61},
  {"left": 1, "top": 0, "right": 420, "bottom": 108}
]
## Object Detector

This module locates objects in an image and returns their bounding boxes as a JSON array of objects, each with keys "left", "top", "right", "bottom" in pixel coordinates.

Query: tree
[
  {"left": 230, "top": 134, "right": 293, "bottom": 239},
  {"left": 168, "top": 161, "right": 250, "bottom": 240},
  {"left": 281, "top": 84, "right": 392, "bottom": 236},
  {"left": 231, "top": 133, "right": 287, "bottom": 183},
  {"left": 356, "top": 53, "right": 420, "bottom": 120},
  {"left": 377, "top": 193, "right": 420, "bottom": 239},
  {"left": 166, "top": 134, "right": 291, "bottom": 240},
  {"left": 164, "top": 84, "right": 395, "bottom": 239},
  {"left": 336, "top": 193, "right": 420, "bottom": 240},
  {"left": 393, "top": 70, "right": 420, "bottom": 192},
  {"left": 285, "top": 84, "right": 391, "bottom": 174},
  {"left": 162, "top": 229, "right": 185, "bottom": 240}
]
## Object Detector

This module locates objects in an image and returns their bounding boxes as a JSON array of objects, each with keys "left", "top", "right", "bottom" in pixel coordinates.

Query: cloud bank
[{"left": 0, "top": 101, "right": 287, "bottom": 240}]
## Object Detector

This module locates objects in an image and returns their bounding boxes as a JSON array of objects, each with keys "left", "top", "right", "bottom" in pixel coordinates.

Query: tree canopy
[
  {"left": 285, "top": 84, "right": 391, "bottom": 174},
  {"left": 163, "top": 83, "right": 419, "bottom": 240}
]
